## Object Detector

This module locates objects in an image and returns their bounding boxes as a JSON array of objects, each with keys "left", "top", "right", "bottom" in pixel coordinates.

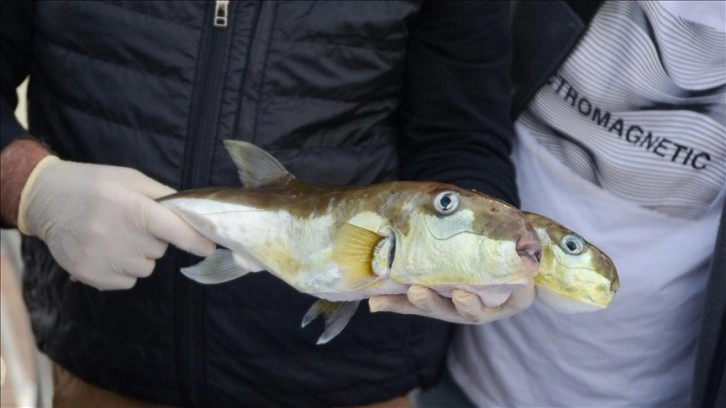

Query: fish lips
[{"left": 516, "top": 227, "right": 542, "bottom": 272}]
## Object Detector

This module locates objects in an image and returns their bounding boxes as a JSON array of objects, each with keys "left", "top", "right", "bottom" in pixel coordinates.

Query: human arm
[
  {"left": 0, "top": 144, "right": 216, "bottom": 290},
  {"left": 369, "top": 0, "right": 535, "bottom": 324},
  {"left": 397, "top": 0, "right": 518, "bottom": 203},
  {"left": 0, "top": 140, "right": 217, "bottom": 292},
  {"left": 0, "top": 2, "right": 215, "bottom": 290},
  {"left": 1, "top": 2, "right": 42, "bottom": 227}
]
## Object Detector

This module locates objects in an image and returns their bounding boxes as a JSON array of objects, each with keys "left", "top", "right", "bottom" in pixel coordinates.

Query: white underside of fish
[{"left": 163, "top": 197, "right": 410, "bottom": 301}]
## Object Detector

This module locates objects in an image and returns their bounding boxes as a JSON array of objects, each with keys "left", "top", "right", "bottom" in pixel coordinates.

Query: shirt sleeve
[
  {"left": 1, "top": 1, "right": 35, "bottom": 150},
  {"left": 399, "top": 0, "right": 519, "bottom": 207}
]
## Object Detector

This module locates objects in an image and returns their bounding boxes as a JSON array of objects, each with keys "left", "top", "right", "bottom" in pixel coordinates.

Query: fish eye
[
  {"left": 560, "top": 234, "right": 585, "bottom": 255},
  {"left": 434, "top": 191, "right": 459, "bottom": 215}
]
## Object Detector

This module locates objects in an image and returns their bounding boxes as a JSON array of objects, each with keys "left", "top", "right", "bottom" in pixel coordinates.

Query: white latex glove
[
  {"left": 17, "top": 156, "right": 215, "bottom": 290},
  {"left": 368, "top": 282, "right": 535, "bottom": 324}
]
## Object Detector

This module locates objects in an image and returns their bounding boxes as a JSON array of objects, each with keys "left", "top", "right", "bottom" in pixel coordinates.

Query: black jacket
[
  {"left": 0, "top": 1, "right": 516, "bottom": 406},
  {"left": 511, "top": 2, "right": 725, "bottom": 407}
]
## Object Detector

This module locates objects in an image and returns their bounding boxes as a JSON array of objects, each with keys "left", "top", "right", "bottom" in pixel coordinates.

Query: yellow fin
[
  {"left": 301, "top": 300, "right": 360, "bottom": 345},
  {"left": 333, "top": 223, "right": 384, "bottom": 290}
]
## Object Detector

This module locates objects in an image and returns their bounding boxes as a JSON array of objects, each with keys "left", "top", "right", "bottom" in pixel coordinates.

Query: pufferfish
[{"left": 159, "top": 141, "right": 619, "bottom": 344}]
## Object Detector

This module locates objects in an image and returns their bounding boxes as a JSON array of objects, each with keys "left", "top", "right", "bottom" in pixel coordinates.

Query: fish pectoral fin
[
  {"left": 301, "top": 300, "right": 360, "bottom": 345},
  {"left": 181, "top": 248, "right": 260, "bottom": 284},
  {"left": 231, "top": 251, "right": 266, "bottom": 273},
  {"left": 223, "top": 140, "right": 295, "bottom": 188},
  {"left": 333, "top": 223, "right": 386, "bottom": 290}
]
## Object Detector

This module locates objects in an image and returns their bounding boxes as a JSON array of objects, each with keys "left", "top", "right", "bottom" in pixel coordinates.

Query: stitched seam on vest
[
  {"left": 267, "top": 142, "right": 394, "bottom": 153},
  {"left": 99, "top": 0, "right": 202, "bottom": 30},
  {"left": 253, "top": 7, "right": 279, "bottom": 144},
  {"left": 275, "top": 38, "right": 404, "bottom": 52},
  {"left": 270, "top": 94, "right": 398, "bottom": 105},
  {"left": 35, "top": 33, "right": 193, "bottom": 84},
  {"left": 33, "top": 80, "right": 184, "bottom": 137},
  {"left": 59, "top": 321, "right": 172, "bottom": 355}
]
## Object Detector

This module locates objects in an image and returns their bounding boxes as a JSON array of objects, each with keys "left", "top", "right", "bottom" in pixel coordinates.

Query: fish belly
[{"left": 163, "top": 197, "right": 349, "bottom": 294}]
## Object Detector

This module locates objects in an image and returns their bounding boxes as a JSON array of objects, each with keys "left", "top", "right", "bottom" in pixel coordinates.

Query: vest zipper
[
  {"left": 214, "top": 0, "right": 229, "bottom": 27},
  {"left": 177, "top": 1, "right": 235, "bottom": 405}
]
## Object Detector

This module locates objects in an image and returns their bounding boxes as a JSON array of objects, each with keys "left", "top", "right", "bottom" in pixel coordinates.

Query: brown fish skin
[
  {"left": 162, "top": 183, "right": 621, "bottom": 312},
  {"left": 160, "top": 180, "right": 541, "bottom": 300},
  {"left": 159, "top": 140, "right": 618, "bottom": 344},
  {"left": 163, "top": 181, "right": 533, "bottom": 242}
]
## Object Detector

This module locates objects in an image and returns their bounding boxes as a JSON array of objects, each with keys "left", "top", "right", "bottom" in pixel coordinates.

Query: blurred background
[{"left": 1, "top": 79, "right": 53, "bottom": 408}]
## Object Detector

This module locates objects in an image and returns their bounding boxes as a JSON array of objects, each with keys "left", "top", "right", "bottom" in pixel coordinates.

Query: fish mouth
[{"left": 516, "top": 230, "right": 542, "bottom": 267}]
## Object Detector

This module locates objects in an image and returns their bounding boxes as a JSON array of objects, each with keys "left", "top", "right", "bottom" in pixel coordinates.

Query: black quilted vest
[{"left": 21, "top": 2, "right": 451, "bottom": 406}]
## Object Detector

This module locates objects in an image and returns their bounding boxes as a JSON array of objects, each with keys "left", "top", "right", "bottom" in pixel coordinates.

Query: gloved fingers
[
  {"left": 79, "top": 271, "right": 138, "bottom": 291},
  {"left": 134, "top": 196, "right": 216, "bottom": 257},
  {"left": 136, "top": 236, "right": 169, "bottom": 260},
  {"left": 62, "top": 250, "right": 155, "bottom": 289},
  {"left": 127, "top": 257, "right": 156, "bottom": 278},
  {"left": 120, "top": 167, "right": 177, "bottom": 199},
  {"left": 92, "top": 257, "right": 155, "bottom": 280}
]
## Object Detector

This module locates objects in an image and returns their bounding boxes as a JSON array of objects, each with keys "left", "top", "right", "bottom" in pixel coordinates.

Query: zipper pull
[{"left": 214, "top": 0, "right": 229, "bottom": 28}]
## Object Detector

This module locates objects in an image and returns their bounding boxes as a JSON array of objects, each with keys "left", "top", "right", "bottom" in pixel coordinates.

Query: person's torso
[
  {"left": 22, "top": 2, "right": 451, "bottom": 406},
  {"left": 451, "top": 1, "right": 726, "bottom": 406},
  {"left": 26, "top": 1, "right": 424, "bottom": 186}
]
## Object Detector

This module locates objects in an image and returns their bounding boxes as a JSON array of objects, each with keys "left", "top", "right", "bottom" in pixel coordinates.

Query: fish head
[
  {"left": 387, "top": 184, "right": 541, "bottom": 299},
  {"left": 524, "top": 212, "right": 619, "bottom": 312}
]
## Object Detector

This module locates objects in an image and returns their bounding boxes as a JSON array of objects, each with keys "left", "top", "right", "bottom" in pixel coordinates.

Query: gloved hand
[
  {"left": 17, "top": 156, "right": 215, "bottom": 290},
  {"left": 368, "top": 282, "right": 535, "bottom": 324}
]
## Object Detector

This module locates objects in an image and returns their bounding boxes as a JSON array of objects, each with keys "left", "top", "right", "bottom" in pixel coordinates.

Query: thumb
[
  {"left": 138, "top": 196, "right": 216, "bottom": 257},
  {"left": 122, "top": 170, "right": 215, "bottom": 256},
  {"left": 369, "top": 295, "right": 410, "bottom": 313}
]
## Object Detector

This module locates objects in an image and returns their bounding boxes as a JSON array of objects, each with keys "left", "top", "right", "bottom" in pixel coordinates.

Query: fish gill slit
[{"left": 388, "top": 233, "right": 396, "bottom": 269}]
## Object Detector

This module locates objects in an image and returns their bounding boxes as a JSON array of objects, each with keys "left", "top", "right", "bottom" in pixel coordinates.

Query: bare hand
[{"left": 369, "top": 282, "right": 535, "bottom": 324}]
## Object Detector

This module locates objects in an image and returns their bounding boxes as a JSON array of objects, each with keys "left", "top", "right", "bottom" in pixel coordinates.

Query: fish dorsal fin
[
  {"left": 301, "top": 300, "right": 360, "bottom": 345},
  {"left": 333, "top": 223, "right": 387, "bottom": 290},
  {"left": 223, "top": 140, "right": 294, "bottom": 188}
]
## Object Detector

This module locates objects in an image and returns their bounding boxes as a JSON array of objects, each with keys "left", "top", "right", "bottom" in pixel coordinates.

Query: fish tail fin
[
  {"left": 181, "top": 248, "right": 263, "bottom": 284},
  {"left": 301, "top": 300, "right": 360, "bottom": 345}
]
